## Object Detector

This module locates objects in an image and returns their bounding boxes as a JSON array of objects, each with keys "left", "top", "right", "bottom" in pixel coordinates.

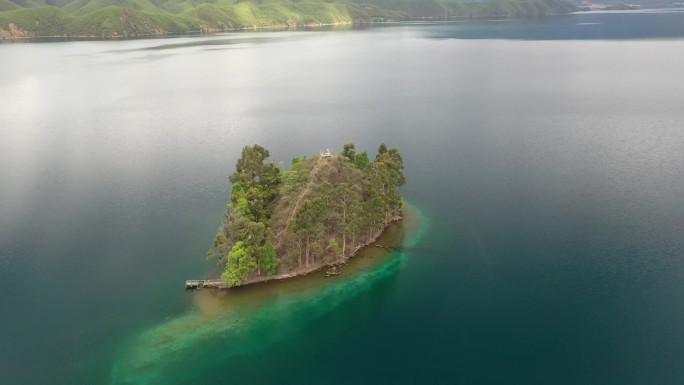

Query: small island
[{"left": 193, "top": 143, "right": 405, "bottom": 289}]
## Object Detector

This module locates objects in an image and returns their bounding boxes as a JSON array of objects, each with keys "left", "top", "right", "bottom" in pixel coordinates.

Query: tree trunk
[
  {"left": 305, "top": 236, "right": 310, "bottom": 267},
  {"left": 342, "top": 234, "right": 346, "bottom": 261}
]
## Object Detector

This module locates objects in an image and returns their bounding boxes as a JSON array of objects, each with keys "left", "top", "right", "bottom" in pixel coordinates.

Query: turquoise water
[
  {"left": 110, "top": 210, "right": 425, "bottom": 385},
  {"left": 2, "top": 11, "right": 684, "bottom": 385}
]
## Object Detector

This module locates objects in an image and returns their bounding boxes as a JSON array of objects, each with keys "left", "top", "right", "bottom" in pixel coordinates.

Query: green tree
[
  {"left": 212, "top": 142, "right": 405, "bottom": 284},
  {"left": 229, "top": 144, "right": 281, "bottom": 211},
  {"left": 342, "top": 143, "right": 356, "bottom": 162},
  {"left": 386, "top": 147, "right": 406, "bottom": 187},
  {"left": 376, "top": 143, "right": 388, "bottom": 160},
  {"left": 363, "top": 157, "right": 397, "bottom": 229},
  {"left": 221, "top": 241, "right": 257, "bottom": 287},
  {"left": 261, "top": 240, "right": 278, "bottom": 275},
  {"left": 353, "top": 151, "right": 369, "bottom": 170},
  {"left": 230, "top": 144, "right": 270, "bottom": 185},
  {"left": 294, "top": 197, "right": 324, "bottom": 268},
  {"left": 290, "top": 156, "right": 306, "bottom": 166},
  {"left": 325, "top": 239, "right": 341, "bottom": 263},
  {"left": 333, "top": 182, "right": 362, "bottom": 260},
  {"left": 374, "top": 146, "right": 405, "bottom": 213},
  {"left": 280, "top": 168, "right": 307, "bottom": 195}
]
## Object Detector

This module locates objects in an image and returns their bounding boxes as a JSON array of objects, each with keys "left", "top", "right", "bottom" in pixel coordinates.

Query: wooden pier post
[{"left": 185, "top": 279, "right": 228, "bottom": 290}]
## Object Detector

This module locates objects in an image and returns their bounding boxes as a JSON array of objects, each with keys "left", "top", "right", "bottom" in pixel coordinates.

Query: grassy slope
[
  {"left": 64, "top": 0, "right": 164, "bottom": 14},
  {"left": 0, "top": 0, "right": 576, "bottom": 38},
  {"left": 0, "top": 7, "right": 73, "bottom": 36}
]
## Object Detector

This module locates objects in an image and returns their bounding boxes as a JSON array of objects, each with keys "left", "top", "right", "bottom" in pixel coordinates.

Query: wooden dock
[{"left": 185, "top": 279, "right": 228, "bottom": 290}]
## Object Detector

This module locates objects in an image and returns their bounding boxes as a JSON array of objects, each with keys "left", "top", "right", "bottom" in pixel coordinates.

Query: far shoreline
[
  {"left": 0, "top": 21, "right": 357, "bottom": 42},
  {"left": 0, "top": 12, "right": 582, "bottom": 43}
]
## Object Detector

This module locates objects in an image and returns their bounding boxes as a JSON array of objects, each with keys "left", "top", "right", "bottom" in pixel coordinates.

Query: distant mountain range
[{"left": 0, "top": 0, "right": 577, "bottom": 39}]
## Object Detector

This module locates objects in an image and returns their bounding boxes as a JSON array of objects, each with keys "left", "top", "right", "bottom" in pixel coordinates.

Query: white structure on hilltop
[{"left": 320, "top": 148, "right": 333, "bottom": 157}]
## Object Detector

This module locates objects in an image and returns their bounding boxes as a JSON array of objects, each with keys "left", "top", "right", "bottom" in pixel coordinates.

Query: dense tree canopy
[{"left": 208, "top": 143, "right": 405, "bottom": 287}]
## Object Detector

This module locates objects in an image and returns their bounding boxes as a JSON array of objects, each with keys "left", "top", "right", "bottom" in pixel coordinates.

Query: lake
[{"left": 2, "top": 10, "right": 684, "bottom": 385}]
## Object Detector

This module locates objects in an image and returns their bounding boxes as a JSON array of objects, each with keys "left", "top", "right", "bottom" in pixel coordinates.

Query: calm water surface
[{"left": 1, "top": 11, "right": 684, "bottom": 385}]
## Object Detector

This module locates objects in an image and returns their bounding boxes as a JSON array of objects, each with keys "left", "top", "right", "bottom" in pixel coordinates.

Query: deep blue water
[{"left": 1, "top": 10, "right": 684, "bottom": 385}]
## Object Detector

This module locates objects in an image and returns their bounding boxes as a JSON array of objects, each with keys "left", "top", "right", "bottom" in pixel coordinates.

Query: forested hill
[
  {"left": 0, "top": 0, "right": 576, "bottom": 39},
  {"left": 207, "top": 143, "right": 405, "bottom": 287}
]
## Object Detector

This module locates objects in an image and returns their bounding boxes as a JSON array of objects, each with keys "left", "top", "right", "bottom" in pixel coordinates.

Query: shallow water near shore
[{"left": 110, "top": 207, "right": 424, "bottom": 385}]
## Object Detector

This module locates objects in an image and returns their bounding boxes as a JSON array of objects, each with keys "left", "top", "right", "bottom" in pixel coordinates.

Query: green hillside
[
  {"left": 350, "top": 0, "right": 576, "bottom": 19},
  {"left": 0, "top": 0, "right": 576, "bottom": 39},
  {"left": 64, "top": 0, "right": 163, "bottom": 14}
]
